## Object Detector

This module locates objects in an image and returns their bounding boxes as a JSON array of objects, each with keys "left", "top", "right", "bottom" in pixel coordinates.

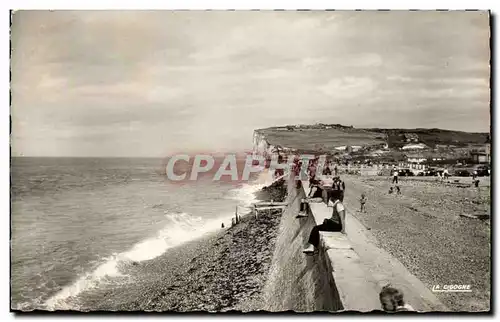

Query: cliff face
[{"left": 252, "top": 130, "right": 272, "bottom": 156}]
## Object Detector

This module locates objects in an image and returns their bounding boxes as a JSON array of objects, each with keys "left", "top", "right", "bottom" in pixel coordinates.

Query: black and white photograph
[{"left": 9, "top": 9, "right": 491, "bottom": 313}]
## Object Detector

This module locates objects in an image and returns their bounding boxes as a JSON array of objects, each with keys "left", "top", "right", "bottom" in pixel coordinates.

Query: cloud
[
  {"left": 319, "top": 77, "right": 377, "bottom": 98},
  {"left": 10, "top": 10, "right": 491, "bottom": 157}
]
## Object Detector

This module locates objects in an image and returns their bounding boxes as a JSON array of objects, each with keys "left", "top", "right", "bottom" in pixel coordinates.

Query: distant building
[
  {"left": 471, "top": 152, "right": 489, "bottom": 163},
  {"left": 407, "top": 154, "right": 427, "bottom": 164},
  {"left": 368, "top": 149, "right": 386, "bottom": 157},
  {"left": 404, "top": 133, "right": 419, "bottom": 143},
  {"left": 402, "top": 143, "right": 428, "bottom": 150},
  {"left": 470, "top": 144, "right": 491, "bottom": 163}
]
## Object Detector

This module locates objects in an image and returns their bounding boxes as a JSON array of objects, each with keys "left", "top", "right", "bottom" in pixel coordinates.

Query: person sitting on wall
[
  {"left": 379, "top": 285, "right": 415, "bottom": 312},
  {"left": 296, "top": 178, "right": 324, "bottom": 218},
  {"left": 302, "top": 190, "right": 346, "bottom": 254}
]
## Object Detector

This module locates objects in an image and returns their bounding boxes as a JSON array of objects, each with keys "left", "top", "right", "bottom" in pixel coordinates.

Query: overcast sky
[{"left": 11, "top": 10, "right": 490, "bottom": 157}]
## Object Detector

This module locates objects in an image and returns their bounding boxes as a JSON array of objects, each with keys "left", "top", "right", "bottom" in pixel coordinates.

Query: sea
[{"left": 10, "top": 157, "right": 268, "bottom": 310}]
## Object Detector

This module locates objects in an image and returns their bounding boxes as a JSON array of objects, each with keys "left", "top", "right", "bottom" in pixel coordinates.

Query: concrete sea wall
[
  {"left": 262, "top": 178, "right": 342, "bottom": 312},
  {"left": 262, "top": 175, "right": 448, "bottom": 312},
  {"left": 255, "top": 139, "right": 448, "bottom": 312}
]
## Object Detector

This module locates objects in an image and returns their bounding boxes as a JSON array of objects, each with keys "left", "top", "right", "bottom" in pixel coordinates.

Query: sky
[{"left": 10, "top": 10, "right": 490, "bottom": 157}]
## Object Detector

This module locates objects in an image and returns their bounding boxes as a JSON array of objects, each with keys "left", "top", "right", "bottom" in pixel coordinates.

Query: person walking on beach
[
  {"left": 392, "top": 167, "right": 399, "bottom": 184},
  {"left": 443, "top": 168, "right": 450, "bottom": 180},
  {"left": 472, "top": 170, "right": 478, "bottom": 181},
  {"left": 303, "top": 190, "right": 346, "bottom": 254},
  {"left": 359, "top": 193, "right": 367, "bottom": 213},
  {"left": 379, "top": 285, "right": 415, "bottom": 312}
]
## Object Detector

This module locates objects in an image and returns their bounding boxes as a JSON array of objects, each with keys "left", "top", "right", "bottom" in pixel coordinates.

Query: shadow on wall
[{"left": 262, "top": 176, "right": 342, "bottom": 312}]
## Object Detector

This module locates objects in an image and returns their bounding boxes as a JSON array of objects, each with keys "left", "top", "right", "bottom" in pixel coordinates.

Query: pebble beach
[
  {"left": 342, "top": 175, "right": 490, "bottom": 311},
  {"left": 75, "top": 180, "right": 287, "bottom": 312}
]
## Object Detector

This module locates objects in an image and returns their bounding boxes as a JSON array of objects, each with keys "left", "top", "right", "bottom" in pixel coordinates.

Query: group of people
[
  {"left": 297, "top": 158, "right": 347, "bottom": 254},
  {"left": 295, "top": 160, "right": 415, "bottom": 313}
]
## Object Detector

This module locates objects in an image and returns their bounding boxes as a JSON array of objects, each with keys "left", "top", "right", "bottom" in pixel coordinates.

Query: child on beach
[
  {"left": 359, "top": 193, "right": 367, "bottom": 213},
  {"left": 379, "top": 285, "right": 415, "bottom": 312}
]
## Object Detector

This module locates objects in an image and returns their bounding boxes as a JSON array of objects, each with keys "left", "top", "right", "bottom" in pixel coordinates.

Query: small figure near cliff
[
  {"left": 379, "top": 285, "right": 415, "bottom": 312},
  {"left": 359, "top": 193, "right": 367, "bottom": 213},
  {"left": 221, "top": 223, "right": 225, "bottom": 228},
  {"left": 303, "top": 190, "right": 345, "bottom": 254}
]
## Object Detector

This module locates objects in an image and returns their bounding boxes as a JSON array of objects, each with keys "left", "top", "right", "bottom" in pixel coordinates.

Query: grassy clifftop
[
  {"left": 364, "top": 128, "right": 489, "bottom": 149},
  {"left": 256, "top": 124, "right": 489, "bottom": 152},
  {"left": 256, "top": 125, "right": 386, "bottom": 153}
]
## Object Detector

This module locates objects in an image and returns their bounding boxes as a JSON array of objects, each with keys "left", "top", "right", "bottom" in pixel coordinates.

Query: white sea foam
[
  {"left": 44, "top": 211, "right": 237, "bottom": 310},
  {"left": 44, "top": 180, "right": 267, "bottom": 310},
  {"left": 226, "top": 169, "right": 276, "bottom": 216}
]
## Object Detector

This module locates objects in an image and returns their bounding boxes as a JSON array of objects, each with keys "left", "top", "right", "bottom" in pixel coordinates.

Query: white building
[
  {"left": 407, "top": 156, "right": 427, "bottom": 163},
  {"left": 402, "top": 143, "right": 428, "bottom": 150}
]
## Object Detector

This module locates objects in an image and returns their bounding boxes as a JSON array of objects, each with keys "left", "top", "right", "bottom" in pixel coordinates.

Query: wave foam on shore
[{"left": 44, "top": 179, "right": 270, "bottom": 310}]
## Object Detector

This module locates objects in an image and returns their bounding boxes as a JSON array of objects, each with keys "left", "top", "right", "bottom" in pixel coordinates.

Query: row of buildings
[{"left": 404, "top": 143, "right": 491, "bottom": 166}]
